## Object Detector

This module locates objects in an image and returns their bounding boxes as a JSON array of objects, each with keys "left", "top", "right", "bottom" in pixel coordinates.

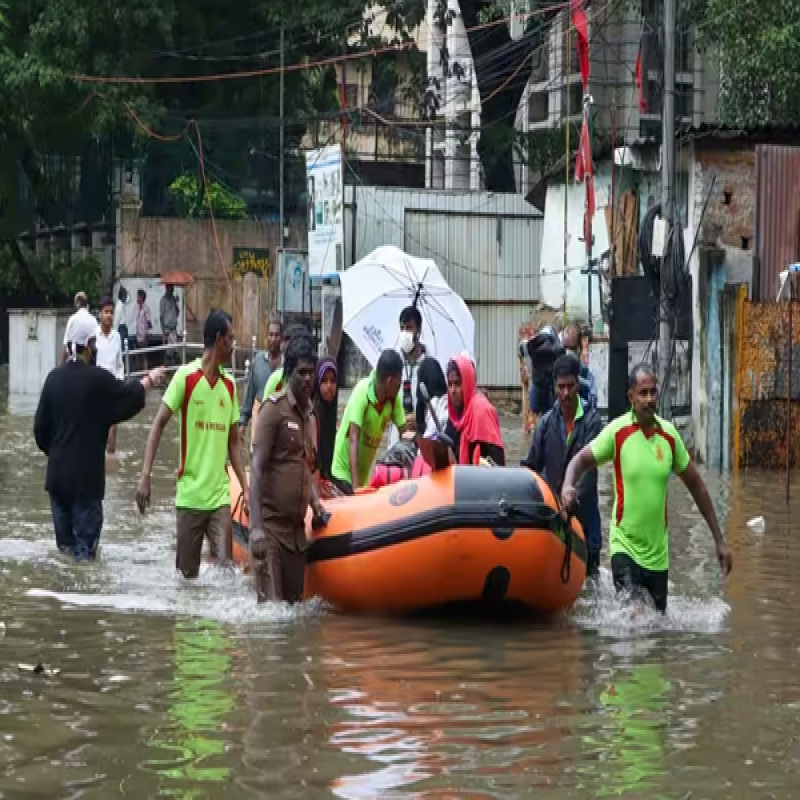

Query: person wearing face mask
[
  {"left": 34, "top": 308, "right": 165, "bottom": 561},
  {"left": 561, "top": 322, "right": 598, "bottom": 410},
  {"left": 388, "top": 305, "right": 425, "bottom": 448}
]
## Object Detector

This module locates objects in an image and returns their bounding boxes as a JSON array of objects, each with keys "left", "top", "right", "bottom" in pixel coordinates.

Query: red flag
[
  {"left": 574, "top": 118, "right": 592, "bottom": 183},
  {"left": 584, "top": 174, "right": 596, "bottom": 241},
  {"left": 571, "top": 0, "right": 590, "bottom": 92},
  {"left": 574, "top": 110, "right": 595, "bottom": 243},
  {"left": 635, "top": 50, "right": 647, "bottom": 113}
]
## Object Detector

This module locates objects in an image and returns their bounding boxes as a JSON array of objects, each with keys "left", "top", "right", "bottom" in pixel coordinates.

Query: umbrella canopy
[
  {"left": 339, "top": 246, "right": 474, "bottom": 368},
  {"left": 160, "top": 271, "right": 194, "bottom": 287}
]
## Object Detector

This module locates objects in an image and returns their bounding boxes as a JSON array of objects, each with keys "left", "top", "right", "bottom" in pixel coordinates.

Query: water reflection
[
  {"left": 5, "top": 369, "right": 800, "bottom": 797},
  {"left": 144, "top": 619, "right": 234, "bottom": 796},
  {"left": 317, "top": 617, "right": 588, "bottom": 797},
  {"left": 596, "top": 661, "right": 669, "bottom": 796}
]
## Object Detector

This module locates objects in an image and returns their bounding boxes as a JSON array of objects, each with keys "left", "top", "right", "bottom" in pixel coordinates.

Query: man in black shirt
[{"left": 34, "top": 309, "right": 165, "bottom": 561}]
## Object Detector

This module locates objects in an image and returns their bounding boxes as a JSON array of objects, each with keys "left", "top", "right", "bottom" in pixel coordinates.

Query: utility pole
[
  {"left": 658, "top": 0, "right": 676, "bottom": 412},
  {"left": 279, "top": 23, "right": 285, "bottom": 256}
]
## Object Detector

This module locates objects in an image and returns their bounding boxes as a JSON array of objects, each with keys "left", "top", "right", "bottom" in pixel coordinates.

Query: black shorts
[{"left": 611, "top": 552, "right": 669, "bottom": 613}]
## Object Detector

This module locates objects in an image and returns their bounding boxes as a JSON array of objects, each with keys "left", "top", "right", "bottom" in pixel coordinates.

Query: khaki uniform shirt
[{"left": 253, "top": 387, "right": 317, "bottom": 552}]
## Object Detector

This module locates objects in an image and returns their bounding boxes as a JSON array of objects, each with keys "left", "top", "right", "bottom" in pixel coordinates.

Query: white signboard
[
  {"left": 278, "top": 249, "right": 309, "bottom": 313},
  {"left": 306, "top": 145, "right": 344, "bottom": 278}
]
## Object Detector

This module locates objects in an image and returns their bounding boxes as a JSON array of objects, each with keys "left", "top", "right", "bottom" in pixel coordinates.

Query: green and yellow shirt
[
  {"left": 163, "top": 359, "right": 239, "bottom": 511},
  {"left": 331, "top": 372, "right": 405, "bottom": 487},
  {"left": 589, "top": 411, "right": 690, "bottom": 571}
]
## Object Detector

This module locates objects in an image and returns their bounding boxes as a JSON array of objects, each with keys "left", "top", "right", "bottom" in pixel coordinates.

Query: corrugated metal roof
[
  {"left": 686, "top": 122, "right": 800, "bottom": 135},
  {"left": 755, "top": 145, "right": 800, "bottom": 300}
]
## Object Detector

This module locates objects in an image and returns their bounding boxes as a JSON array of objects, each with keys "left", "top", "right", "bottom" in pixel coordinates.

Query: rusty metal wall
[
  {"left": 755, "top": 145, "right": 800, "bottom": 300},
  {"left": 736, "top": 300, "right": 800, "bottom": 468}
]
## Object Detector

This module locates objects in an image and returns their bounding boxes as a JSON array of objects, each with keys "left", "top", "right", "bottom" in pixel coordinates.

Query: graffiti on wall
[{"left": 738, "top": 301, "right": 800, "bottom": 468}]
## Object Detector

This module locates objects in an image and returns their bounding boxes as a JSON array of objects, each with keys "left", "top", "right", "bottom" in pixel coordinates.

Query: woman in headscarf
[
  {"left": 446, "top": 355, "right": 505, "bottom": 466},
  {"left": 313, "top": 356, "right": 339, "bottom": 498}
]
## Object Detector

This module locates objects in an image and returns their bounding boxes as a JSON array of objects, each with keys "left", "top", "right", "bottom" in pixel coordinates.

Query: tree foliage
[
  {"left": 168, "top": 173, "right": 247, "bottom": 219},
  {"left": 0, "top": 0, "right": 563, "bottom": 299},
  {"left": 688, "top": 0, "right": 800, "bottom": 125}
]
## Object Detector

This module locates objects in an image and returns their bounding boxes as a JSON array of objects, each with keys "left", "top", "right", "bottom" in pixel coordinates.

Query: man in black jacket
[
  {"left": 34, "top": 308, "right": 165, "bottom": 561},
  {"left": 522, "top": 353, "right": 604, "bottom": 577}
]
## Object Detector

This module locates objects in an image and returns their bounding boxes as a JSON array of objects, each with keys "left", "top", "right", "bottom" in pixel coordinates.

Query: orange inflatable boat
[{"left": 228, "top": 465, "right": 586, "bottom": 616}]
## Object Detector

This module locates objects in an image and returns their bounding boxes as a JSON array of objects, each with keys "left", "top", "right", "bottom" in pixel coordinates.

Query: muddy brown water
[{"left": 1, "top": 375, "right": 799, "bottom": 798}]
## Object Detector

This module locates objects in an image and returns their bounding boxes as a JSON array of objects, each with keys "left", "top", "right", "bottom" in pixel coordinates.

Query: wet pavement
[{"left": 2, "top": 369, "right": 800, "bottom": 798}]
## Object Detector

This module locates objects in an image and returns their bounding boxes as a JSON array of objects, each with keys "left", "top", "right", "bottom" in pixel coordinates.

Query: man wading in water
[
  {"left": 561, "top": 363, "right": 732, "bottom": 612},
  {"left": 248, "top": 332, "right": 330, "bottom": 603},
  {"left": 35, "top": 309, "right": 165, "bottom": 561},
  {"left": 136, "top": 310, "right": 249, "bottom": 578},
  {"left": 523, "top": 353, "right": 603, "bottom": 577}
]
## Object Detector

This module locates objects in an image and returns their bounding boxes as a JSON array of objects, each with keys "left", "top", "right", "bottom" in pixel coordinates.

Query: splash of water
[{"left": 569, "top": 567, "right": 730, "bottom": 636}]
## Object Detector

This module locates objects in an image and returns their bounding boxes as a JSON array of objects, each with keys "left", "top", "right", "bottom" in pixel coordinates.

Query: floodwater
[{"left": 2, "top": 374, "right": 799, "bottom": 799}]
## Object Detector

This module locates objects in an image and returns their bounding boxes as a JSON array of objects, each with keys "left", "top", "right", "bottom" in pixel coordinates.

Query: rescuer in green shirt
[{"left": 561, "top": 363, "right": 732, "bottom": 612}]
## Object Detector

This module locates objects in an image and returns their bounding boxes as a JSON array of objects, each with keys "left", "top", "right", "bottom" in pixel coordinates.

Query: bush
[{"left": 168, "top": 173, "right": 247, "bottom": 220}]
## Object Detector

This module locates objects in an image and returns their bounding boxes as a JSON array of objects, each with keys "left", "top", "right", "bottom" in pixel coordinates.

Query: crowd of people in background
[{"left": 33, "top": 294, "right": 733, "bottom": 614}]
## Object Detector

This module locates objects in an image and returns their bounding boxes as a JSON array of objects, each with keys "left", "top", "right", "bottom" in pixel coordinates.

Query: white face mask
[{"left": 398, "top": 330, "right": 416, "bottom": 355}]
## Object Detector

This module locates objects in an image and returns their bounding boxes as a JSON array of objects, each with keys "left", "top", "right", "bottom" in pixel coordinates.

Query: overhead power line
[{"left": 66, "top": 1, "right": 572, "bottom": 85}]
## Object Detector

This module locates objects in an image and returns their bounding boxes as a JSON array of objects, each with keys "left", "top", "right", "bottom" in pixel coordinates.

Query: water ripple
[{"left": 2, "top": 373, "right": 800, "bottom": 797}]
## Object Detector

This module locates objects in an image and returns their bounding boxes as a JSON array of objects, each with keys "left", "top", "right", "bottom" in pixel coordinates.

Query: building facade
[{"left": 425, "top": 0, "right": 722, "bottom": 195}]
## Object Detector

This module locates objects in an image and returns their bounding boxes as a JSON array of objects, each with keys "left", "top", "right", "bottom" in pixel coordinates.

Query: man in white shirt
[
  {"left": 95, "top": 297, "right": 125, "bottom": 453},
  {"left": 114, "top": 286, "right": 129, "bottom": 351},
  {"left": 60, "top": 291, "right": 90, "bottom": 364},
  {"left": 387, "top": 305, "right": 425, "bottom": 448}
]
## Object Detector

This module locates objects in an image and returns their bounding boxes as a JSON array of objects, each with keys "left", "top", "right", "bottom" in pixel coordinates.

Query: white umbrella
[{"left": 339, "top": 246, "right": 475, "bottom": 368}]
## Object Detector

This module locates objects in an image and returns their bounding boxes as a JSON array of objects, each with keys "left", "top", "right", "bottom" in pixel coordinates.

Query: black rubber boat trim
[
  {"left": 304, "top": 504, "right": 586, "bottom": 565},
  {"left": 230, "top": 503, "right": 587, "bottom": 566},
  {"left": 234, "top": 513, "right": 585, "bottom": 570}
]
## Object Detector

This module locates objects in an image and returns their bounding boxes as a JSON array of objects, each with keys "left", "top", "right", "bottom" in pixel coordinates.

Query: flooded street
[{"left": 2, "top": 374, "right": 800, "bottom": 798}]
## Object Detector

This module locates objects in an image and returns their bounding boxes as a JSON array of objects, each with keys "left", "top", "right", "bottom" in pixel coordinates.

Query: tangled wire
[{"left": 638, "top": 202, "right": 689, "bottom": 307}]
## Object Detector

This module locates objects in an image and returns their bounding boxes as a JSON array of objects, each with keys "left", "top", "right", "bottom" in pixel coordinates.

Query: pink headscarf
[{"left": 447, "top": 355, "right": 504, "bottom": 465}]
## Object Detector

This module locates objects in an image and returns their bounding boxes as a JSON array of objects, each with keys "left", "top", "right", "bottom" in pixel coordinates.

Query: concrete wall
[
  {"left": 117, "top": 211, "right": 306, "bottom": 345},
  {"left": 689, "top": 143, "right": 755, "bottom": 463},
  {"left": 118, "top": 213, "right": 306, "bottom": 282},
  {"left": 538, "top": 164, "right": 612, "bottom": 321},
  {"left": 8, "top": 309, "right": 73, "bottom": 395}
]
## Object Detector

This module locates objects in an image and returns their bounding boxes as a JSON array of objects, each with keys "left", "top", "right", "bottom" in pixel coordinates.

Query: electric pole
[
  {"left": 659, "top": 0, "right": 676, "bottom": 413},
  {"left": 279, "top": 23, "right": 285, "bottom": 255}
]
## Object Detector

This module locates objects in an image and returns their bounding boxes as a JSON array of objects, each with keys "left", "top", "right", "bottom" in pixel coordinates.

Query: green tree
[
  {"left": 688, "top": 0, "right": 800, "bottom": 125},
  {"left": 168, "top": 173, "right": 247, "bottom": 219}
]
